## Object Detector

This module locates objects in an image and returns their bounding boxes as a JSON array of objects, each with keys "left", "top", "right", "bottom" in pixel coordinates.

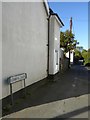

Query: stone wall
[{"left": 60, "top": 56, "right": 69, "bottom": 73}]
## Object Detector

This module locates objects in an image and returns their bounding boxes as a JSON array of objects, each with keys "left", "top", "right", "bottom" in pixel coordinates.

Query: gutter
[
  {"left": 43, "top": 2, "right": 64, "bottom": 75},
  {"left": 49, "top": 8, "right": 64, "bottom": 27},
  {"left": 47, "top": 14, "right": 50, "bottom": 76}
]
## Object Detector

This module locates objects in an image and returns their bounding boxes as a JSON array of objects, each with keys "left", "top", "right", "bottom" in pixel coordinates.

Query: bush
[
  {"left": 85, "top": 63, "right": 90, "bottom": 66},
  {"left": 83, "top": 50, "right": 90, "bottom": 66}
]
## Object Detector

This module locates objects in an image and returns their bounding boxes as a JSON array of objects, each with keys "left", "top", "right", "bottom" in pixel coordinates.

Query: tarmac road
[{"left": 2, "top": 64, "right": 89, "bottom": 119}]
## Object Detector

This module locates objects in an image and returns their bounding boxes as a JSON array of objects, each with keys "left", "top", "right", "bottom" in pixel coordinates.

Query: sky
[{"left": 48, "top": 2, "right": 88, "bottom": 50}]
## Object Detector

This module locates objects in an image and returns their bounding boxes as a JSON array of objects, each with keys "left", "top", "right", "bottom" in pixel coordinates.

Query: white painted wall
[
  {"left": 65, "top": 50, "right": 74, "bottom": 63},
  {"left": 65, "top": 52, "right": 69, "bottom": 58},
  {"left": 70, "top": 51, "right": 74, "bottom": 63},
  {"left": 49, "top": 15, "right": 60, "bottom": 75},
  {"left": 54, "top": 16, "right": 60, "bottom": 74},
  {"left": 2, "top": 2, "right": 48, "bottom": 98}
]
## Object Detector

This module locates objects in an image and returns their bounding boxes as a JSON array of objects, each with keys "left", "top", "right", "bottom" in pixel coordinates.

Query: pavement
[
  {"left": 2, "top": 64, "right": 90, "bottom": 119},
  {"left": 2, "top": 94, "right": 89, "bottom": 119}
]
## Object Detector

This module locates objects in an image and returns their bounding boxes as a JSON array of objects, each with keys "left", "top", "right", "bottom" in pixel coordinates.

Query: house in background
[
  {"left": 49, "top": 8, "right": 64, "bottom": 75},
  {"left": 1, "top": 0, "right": 64, "bottom": 99},
  {"left": 65, "top": 50, "right": 75, "bottom": 64}
]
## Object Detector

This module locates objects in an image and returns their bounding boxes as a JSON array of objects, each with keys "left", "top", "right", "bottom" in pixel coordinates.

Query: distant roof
[{"left": 49, "top": 8, "right": 64, "bottom": 26}]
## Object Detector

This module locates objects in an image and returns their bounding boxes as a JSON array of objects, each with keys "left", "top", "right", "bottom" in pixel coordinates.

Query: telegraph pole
[
  {"left": 70, "top": 17, "right": 72, "bottom": 33},
  {"left": 68, "top": 17, "right": 72, "bottom": 68}
]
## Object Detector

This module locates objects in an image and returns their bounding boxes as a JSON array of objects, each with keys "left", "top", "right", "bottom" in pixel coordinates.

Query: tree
[
  {"left": 81, "top": 49, "right": 87, "bottom": 59},
  {"left": 60, "top": 30, "right": 77, "bottom": 53},
  {"left": 82, "top": 48, "right": 90, "bottom": 66},
  {"left": 76, "top": 46, "right": 83, "bottom": 52},
  {"left": 74, "top": 49, "right": 82, "bottom": 59}
]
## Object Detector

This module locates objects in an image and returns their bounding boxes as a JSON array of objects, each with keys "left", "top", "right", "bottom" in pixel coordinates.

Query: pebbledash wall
[{"left": 2, "top": 1, "right": 49, "bottom": 99}]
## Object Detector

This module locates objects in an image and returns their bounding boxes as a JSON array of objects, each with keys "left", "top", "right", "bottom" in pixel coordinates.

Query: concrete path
[
  {"left": 2, "top": 65, "right": 89, "bottom": 119},
  {"left": 3, "top": 94, "right": 89, "bottom": 119}
]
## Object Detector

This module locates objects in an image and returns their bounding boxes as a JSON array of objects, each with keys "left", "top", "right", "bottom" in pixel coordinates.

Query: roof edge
[
  {"left": 43, "top": 0, "right": 49, "bottom": 15},
  {"left": 49, "top": 8, "right": 64, "bottom": 27},
  {"left": 51, "top": 13, "right": 64, "bottom": 26}
]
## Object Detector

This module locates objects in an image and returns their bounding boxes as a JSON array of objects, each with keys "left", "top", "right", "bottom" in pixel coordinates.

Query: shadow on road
[{"left": 50, "top": 106, "right": 90, "bottom": 119}]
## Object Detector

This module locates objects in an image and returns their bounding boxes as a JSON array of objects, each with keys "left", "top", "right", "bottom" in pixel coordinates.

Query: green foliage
[
  {"left": 81, "top": 49, "right": 87, "bottom": 59},
  {"left": 81, "top": 49, "right": 90, "bottom": 66},
  {"left": 74, "top": 48, "right": 90, "bottom": 66},
  {"left": 76, "top": 46, "right": 83, "bottom": 52},
  {"left": 75, "top": 49, "right": 82, "bottom": 59},
  {"left": 60, "top": 30, "right": 77, "bottom": 53},
  {"left": 84, "top": 51, "right": 90, "bottom": 66}
]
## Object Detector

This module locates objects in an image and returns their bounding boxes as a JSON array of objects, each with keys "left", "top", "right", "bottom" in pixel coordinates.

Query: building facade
[{"left": 1, "top": 1, "right": 64, "bottom": 99}]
